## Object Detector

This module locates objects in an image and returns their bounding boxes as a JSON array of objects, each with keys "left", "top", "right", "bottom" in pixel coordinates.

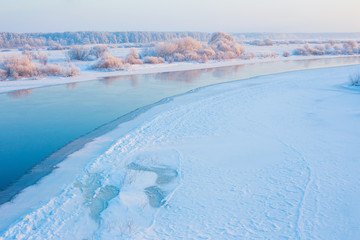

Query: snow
[{"left": 1, "top": 64, "right": 360, "bottom": 239}]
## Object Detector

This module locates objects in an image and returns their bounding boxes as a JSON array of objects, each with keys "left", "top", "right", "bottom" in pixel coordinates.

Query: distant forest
[
  {"left": 1, "top": 31, "right": 359, "bottom": 49},
  {"left": 234, "top": 32, "right": 360, "bottom": 40},
  {"left": 0, "top": 32, "right": 211, "bottom": 49}
]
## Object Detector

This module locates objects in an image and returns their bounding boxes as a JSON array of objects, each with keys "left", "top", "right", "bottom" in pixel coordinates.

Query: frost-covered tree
[
  {"left": 67, "top": 46, "right": 91, "bottom": 61},
  {"left": 126, "top": 48, "right": 143, "bottom": 65},
  {"left": 208, "top": 32, "right": 246, "bottom": 59},
  {"left": 90, "top": 45, "right": 109, "bottom": 58}
]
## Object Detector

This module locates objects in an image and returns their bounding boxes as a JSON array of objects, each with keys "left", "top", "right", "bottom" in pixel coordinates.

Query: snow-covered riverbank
[
  {"left": 0, "top": 52, "right": 358, "bottom": 94},
  {"left": 1, "top": 64, "right": 360, "bottom": 239}
]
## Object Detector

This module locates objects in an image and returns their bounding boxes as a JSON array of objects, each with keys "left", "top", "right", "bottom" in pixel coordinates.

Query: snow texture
[{"left": 1, "top": 65, "right": 360, "bottom": 239}]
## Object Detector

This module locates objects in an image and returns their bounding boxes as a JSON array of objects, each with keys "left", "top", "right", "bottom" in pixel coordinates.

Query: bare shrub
[
  {"left": 250, "top": 39, "right": 274, "bottom": 46},
  {"left": 38, "top": 53, "right": 48, "bottom": 65},
  {"left": 198, "top": 48, "right": 216, "bottom": 59},
  {"left": 346, "top": 41, "right": 358, "bottom": 49},
  {"left": 67, "top": 46, "right": 91, "bottom": 61},
  {"left": 183, "top": 50, "right": 200, "bottom": 62},
  {"left": 0, "top": 55, "right": 80, "bottom": 80},
  {"left": 263, "top": 39, "right": 274, "bottom": 46},
  {"left": 143, "top": 56, "right": 165, "bottom": 64},
  {"left": 258, "top": 52, "right": 278, "bottom": 59},
  {"left": 93, "top": 54, "right": 125, "bottom": 70},
  {"left": 173, "top": 53, "right": 185, "bottom": 62},
  {"left": 293, "top": 42, "right": 360, "bottom": 56},
  {"left": 245, "top": 52, "right": 256, "bottom": 60},
  {"left": 66, "top": 64, "right": 81, "bottom": 76},
  {"left": 32, "top": 52, "right": 49, "bottom": 65},
  {"left": 0, "top": 55, "right": 38, "bottom": 79},
  {"left": 250, "top": 40, "right": 262, "bottom": 46},
  {"left": 167, "top": 56, "right": 174, "bottom": 63},
  {"left": 350, "top": 72, "right": 360, "bottom": 86},
  {"left": 329, "top": 40, "right": 337, "bottom": 46},
  {"left": 90, "top": 45, "right": 109, "bottom": 58},
  {"left": 342, "top": 41, "right": 358, "bottom": 55},
  {"left": 175, "top": 37, "right": 202, "bottom": 52},
  {"left": 39, "top": 64, "right": 64, "bottom": 76},
  {"left": 283, "top": 51, "right": 291, "bottom": 57},
  {"left": 155, "top": 42, "right": 178, "bottom": 57},
  {"left": 200, "top": 54, "right": 208, "bottom": 63},
  {"left": 144, "top": 32, "right": 245, "bottom": 62},
  {"left": 154, "top": 37, "right": 203, "bottom": 59},
  {"left": 126, "top": 48, "right": 143, "bottom": 65},
  {"left": 0, "top": 69, "right": 6, "bottom": 80},
  {"left": 40, "top": 63, "right": 80, "bottom": 77}
]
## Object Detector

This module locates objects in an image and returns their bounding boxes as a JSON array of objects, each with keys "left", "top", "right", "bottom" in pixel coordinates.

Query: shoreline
[{"left": 1, "top": 55, "right": 359, "bottom": 94}]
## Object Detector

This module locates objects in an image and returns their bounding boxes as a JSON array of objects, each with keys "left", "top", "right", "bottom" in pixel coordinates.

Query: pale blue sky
[{"left": 1, "top": 0, "right": 359, "bottom": 33}]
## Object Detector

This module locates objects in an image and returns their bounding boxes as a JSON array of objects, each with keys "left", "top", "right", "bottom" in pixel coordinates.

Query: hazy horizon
[{"left": 1, "top": 0, "right": 359, "bottom": 33}]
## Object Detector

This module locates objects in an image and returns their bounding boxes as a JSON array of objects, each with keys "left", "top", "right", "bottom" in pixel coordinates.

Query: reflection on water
[
  {"left": 98, "top": 57, "right": 360, "bottom": 89},
  {"left": 66, "top": 83, "right": 77, "bottom": 89},
  {"left": 7, "top": 89, "right": 33, "bottom": 98},
  {"left": 101, "top": 76, "right": 118, "bottom": 87},
  {"left": 99, "top": 65, "right": 248, "bottom": 87}
]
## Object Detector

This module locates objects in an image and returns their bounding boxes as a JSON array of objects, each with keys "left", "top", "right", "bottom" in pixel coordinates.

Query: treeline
[
  {"left": 0, "top": 32, "right": 211, "bottom": 49},
  {"left": 234, "top": 32, "right": 360, "bottom": 40}
]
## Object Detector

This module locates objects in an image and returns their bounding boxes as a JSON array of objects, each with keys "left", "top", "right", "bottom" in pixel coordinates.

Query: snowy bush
[
  {"left": 47, "top": 43, "right": 65, "bottom": 51},
  {"left": 152, "top": 37, "right": 203, "bottom": 61},
  {"left": 245, "top": 52, "right": 256, "bottom": 60},
  {"left": 293, "top": 42, "right": 360, "bottom": 56},
  {"left": 173, "top": 53, "right": 185, "bottom": 62},
  {"left": 293, "top": 48, "right": 307, "bottom": 56},
  {"left": 126, "top": 48, "right": 143, "bottom": 65},
  {"left": 209, "top": 32, "right": 246, "bottom": 59},
  {"left": 93, "top": 54, "right": 125, "bottom": 70},
  {"left": 143, "top": 56, "right": 165, "bottom": 64},
  {"left": 32, "top": 52, "right": 49, "bottom": 65},
  {"left": 183, "top": 50, "right": 201, "bottom": 62},
  {"left": 0, "top": 55, "right": 38, "bottom": 79},
  {"left": 155, "top": 42, "right": 178, "bottom": 58},
  {"left": 90, "top": 45, "right": 109, "bottom": 58},
  {"left": 65, "top": 64, "right": 80, "bottom": 76},
  {"left": 350, "top": 72, "right": 360, "bottom": 86},
  {"left": 283, "top": 51, "right": 291, "bottom": 57},
  {"left": 258, "top": 52, "right": 278, "bottom": 59},
  {"left": 143, "top": 32, "right": 245, "bottom": 63},
  {"left": 342, "top": 41, "right": 359, "bottom": 55},
  {"left": 0, "top": 69, "right": 6, "bottom": 80},
  {"left": 176, "top": 37, "right": 203, "bottom": 52},
  {"left": 293, "top": 44, "right": 324, "bottom": 56},
  {"left": 0, "top": 55, "right": 80, "bottom": 79},
  {"left": 67, "top": 46, "right": 91, "bottom": 61},
  {"left": 39, "top": 63, "right": 80, "bottom": 77},
  {"left": 198, "top": 48, "right": 216, "bottom": 59},
  {"left": 250, "top": 39, "right": 274, "bottom": 46},
  {"left": 263, "top": 39, "right": 274, "bottom": 46}
]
